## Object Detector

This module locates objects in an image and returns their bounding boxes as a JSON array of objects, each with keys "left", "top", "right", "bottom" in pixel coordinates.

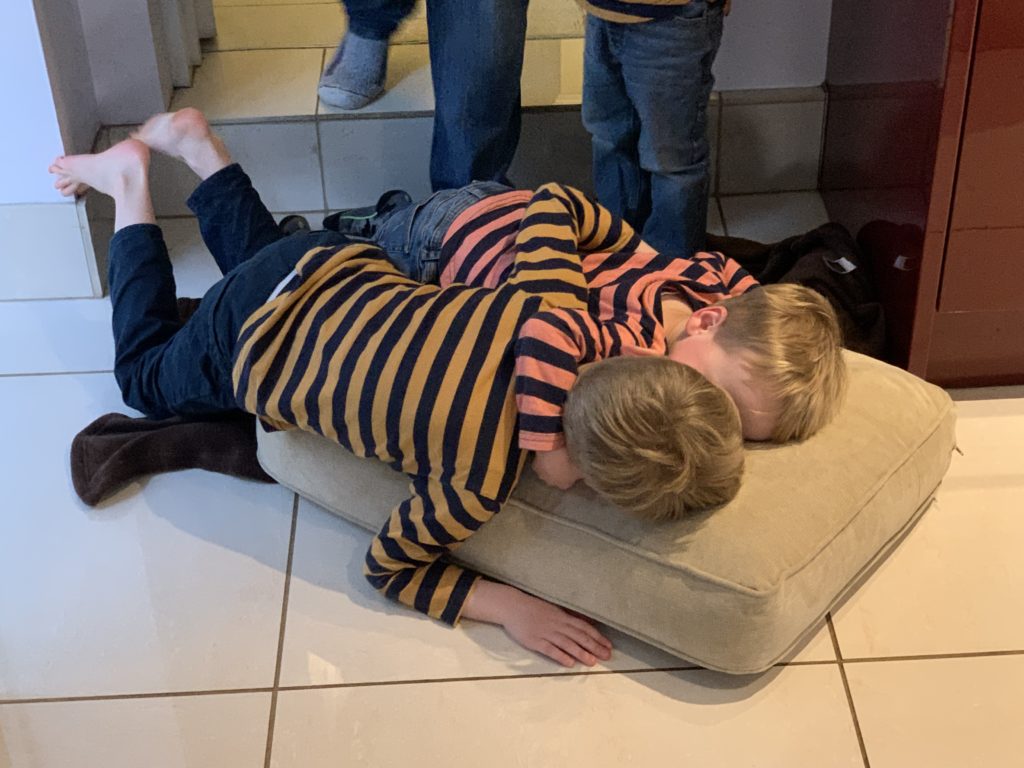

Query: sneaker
[{"left": 323, "top": 189, "right": 413, "bottom": 239}]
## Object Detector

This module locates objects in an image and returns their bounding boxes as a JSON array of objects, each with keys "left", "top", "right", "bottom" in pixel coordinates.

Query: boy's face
[{"left": 665, "top": 307, "right": 779, "bottom": 441}]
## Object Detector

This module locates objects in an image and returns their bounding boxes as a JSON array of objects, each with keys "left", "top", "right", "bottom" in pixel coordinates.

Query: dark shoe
[
  {"left": 323, "top": 189, "right": 412, "bottom": 239},
  {"left": 278, "top": 214, "right": 311, "bottom": 236}
]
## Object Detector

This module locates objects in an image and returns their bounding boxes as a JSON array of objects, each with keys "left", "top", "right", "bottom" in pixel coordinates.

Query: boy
[
  {"left": 49, "top": 109, "right": 744, "bottom": 668},
  {"left": 332, "top": 178, "right": 848, "bottom": 487},
  {"left": 581, "top": 0, "right": 727, "bottom": 256}
]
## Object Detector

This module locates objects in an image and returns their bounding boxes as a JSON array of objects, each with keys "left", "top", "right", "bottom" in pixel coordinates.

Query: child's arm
[
  {"left": 505, "top": 182, "right": 641, "bottom": 308},
  {"left": 364, "top": 475, "right": 611, "bottom": 666},
  {"left": 531, "top": 445, "right": 583, "bottom": 489},
  {"left": 462, "top": 580, "right": 612, "bottom": 668},
  {"left": 364, "top": 476, "right": 499, "bottom": 625}
]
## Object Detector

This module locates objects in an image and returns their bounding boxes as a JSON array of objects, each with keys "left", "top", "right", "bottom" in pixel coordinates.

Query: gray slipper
[{"left": 318, "top": 32, "right": 388, "bottom": 110}]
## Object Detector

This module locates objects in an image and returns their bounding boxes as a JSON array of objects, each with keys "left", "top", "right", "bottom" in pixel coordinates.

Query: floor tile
[
  {"left": 320, "top": 117, "right": 433, "bottom": 209},
  {"left": 831, "top": 394, "right": 1024, "bottom": 658},
  {"left": 521, "top": 39, "right": 583, "bottom": 107},
  {"left": 0, "top": 692, "right": 271, "bottom": 767},
  {"left": 0, "top": 373, "right": 294, "bottom": 699},
  {"left": 270, "top": 665, "right": 862, "bottom": 767},
  {"left": 720, "top": 192, "right": 829, "bottom": 242},
  {"left": 719, "top": 99, "right": 825, "bottom": 194},
  {"left": 171, "top": 48, "right": 324, "bottom": 120},
  {"left": 509, "top": 109, "right": 592, "bottom": 194},
  {"left": 209, "top": 3, "right": 345, "bottom": 50},
  {"left": 846, "top": 655, "right": 1024, "bottom": 768},
  {"left": 1, "top": 201, "right": 97, "bottom": 300},
  {"left": 0, "top": 299, "right": 113, "bottom": 376},
  {"left": 279, "top": 500, "right": 688, "bottom": 687}
]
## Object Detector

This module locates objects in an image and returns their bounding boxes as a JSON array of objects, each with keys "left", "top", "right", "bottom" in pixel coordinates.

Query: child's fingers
[
  {"left": 560, "top": 623, "right": 611, "bottom": 661},
  {"left": 552, "top": 633, "right": 597, "bottom": 666},
  {"left": 537, "top": 639, "right": 576, "bottom": 668},
  {"left": 567, "top": 614, "right": 613, "bottom": 650}
]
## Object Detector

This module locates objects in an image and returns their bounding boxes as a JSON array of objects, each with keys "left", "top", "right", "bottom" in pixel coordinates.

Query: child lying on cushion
[
  {"left": 331, "top": 181, "right": 849, "bottom": 488},
  {"left": 50, "top": 108, "right": 744, "bottom": 668}
]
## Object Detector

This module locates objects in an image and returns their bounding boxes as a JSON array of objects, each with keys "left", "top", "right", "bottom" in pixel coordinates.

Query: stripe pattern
[
  {"left": 579, "top": 0, "right": 720, "bottom": 24},
  {"left": 439, "top": 184, "right": 758, "bottom": 451},
  {"left": 232, "top": 231, "right": 587, "bottom": 624}
]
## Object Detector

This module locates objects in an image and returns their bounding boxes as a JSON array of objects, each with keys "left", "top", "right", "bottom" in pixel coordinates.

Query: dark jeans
[
  {"left": 372, "top": 180, "right": 511, "bottom": 282},
  {"left": 582, "top": 1, "right": 724, "bottom": 256},
  {"left": 109, "top": 164, "right": 347, "bottom": 418},
  {"left": 340, "top": 0, "right": 528, "bottom": 190}
]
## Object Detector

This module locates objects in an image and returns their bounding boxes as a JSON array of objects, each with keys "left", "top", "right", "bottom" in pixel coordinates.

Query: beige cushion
[{"left": 256, "top": 351, "right": 956, "bottom": 674}]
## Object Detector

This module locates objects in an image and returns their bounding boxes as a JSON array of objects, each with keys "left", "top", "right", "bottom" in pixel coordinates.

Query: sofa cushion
[{"left": 256, "top": 351, "right": 956, "bottom": 674}]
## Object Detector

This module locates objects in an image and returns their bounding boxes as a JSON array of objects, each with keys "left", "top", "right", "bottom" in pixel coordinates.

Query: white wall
[
  {"left": 715, "top": 0, "right": 834, "bottom": 91},
  {"left": 0, "top": 1, "right": 67, "bottom": 205}
]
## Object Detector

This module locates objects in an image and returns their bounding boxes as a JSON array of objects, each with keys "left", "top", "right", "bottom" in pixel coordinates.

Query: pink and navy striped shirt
[{"left": 439, "top": 184, "right": 758, "bottom": 451}]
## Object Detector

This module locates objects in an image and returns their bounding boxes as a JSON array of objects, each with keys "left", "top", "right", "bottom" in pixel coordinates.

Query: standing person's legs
[
  {"left": 425, "top": 0, "right": 529, "bottom": 190},
  {"left": 582, "top": 16, "right": 645, "bottom": 232},
  {"left": 133, "top": 109, "right": 283, "bottom": 275},
  {"left": 320, "top": 0, "right": 418, "bottom": 109},
  {"left": 619, "top": 2, "right": 723, "bottom": 255}
]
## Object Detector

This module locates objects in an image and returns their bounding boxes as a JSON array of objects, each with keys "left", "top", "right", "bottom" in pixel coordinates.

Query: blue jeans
[
  {"left": 372, "top": 181, "right": 511, "bottom": 282},
  {"left": 341, "top": 0, "right": 417, "bottom": 40},
  {"left": 340, "top": 0, "right": 528, "bottom": 190},
  {"left": 582, "top": 2, "right": 723, "bottom": 256},
  {"left": 108, "top": 165, "right": 347, "bottom": 418}
]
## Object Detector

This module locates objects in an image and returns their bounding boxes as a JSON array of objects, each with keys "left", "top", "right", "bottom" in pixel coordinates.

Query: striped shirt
[
  {"left": 580, "top": 0, "right": 723, "bottom": 24},
  {"left": 231, "top": 187, "right": 594, "bottom": 625},
  {"left": 439, "top": 184, "right": 758, "bottom": 451}
]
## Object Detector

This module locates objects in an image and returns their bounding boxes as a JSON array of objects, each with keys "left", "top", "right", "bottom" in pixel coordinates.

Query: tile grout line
[
  {"left": 263, "top": 494, "right": 300, "bottom": 768},
  {"left": 715, "top": 196, "right": 729, "bottom": 237},
  {"left": 314, "top": 47, "right": 330, "bottom": 214},
  {"left": 7, "top": 649, "right": 1024, "bottom": 706},
  {"left": 827, "top": 614, "right": 872, "bottom": 768},
  {"left": 0, "top": 370, "right": 113, "bottom": 378}
]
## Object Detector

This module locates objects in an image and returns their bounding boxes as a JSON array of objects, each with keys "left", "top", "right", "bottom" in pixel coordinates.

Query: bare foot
[
  {"left": 132, "top": 108, "right": 231, "bottom": 180},
  {"left": 49, "top": 140, "right": 150, "bottom": 199}
]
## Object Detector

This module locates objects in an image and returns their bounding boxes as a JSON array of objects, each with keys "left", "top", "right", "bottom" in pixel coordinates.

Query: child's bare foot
[
  {"left": 132, "top": 108, "right": 231, "bottom": 180},
  {"left": 49, "top": 140, "right": 150, "bottom": 200},
  {"left": 49, "top": 140, "right": 156, "bottom": 231}
]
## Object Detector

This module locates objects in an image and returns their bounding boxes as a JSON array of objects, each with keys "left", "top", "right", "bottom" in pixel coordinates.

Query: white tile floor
[{"left": 2, "top": 194, "right": 1023, "bottom": 767}]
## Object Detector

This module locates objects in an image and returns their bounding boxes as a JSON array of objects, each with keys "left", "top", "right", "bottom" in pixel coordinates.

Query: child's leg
[
  {"left": 51, "top": 140, "right": 225, "bottom": 416},
  {"left": 372, "top": 180, "right": 511, "bottom": 282},
  {"left": 618, "top": 2, "right": 724, "bottom": 256},
  {"left": 581, "top": 16, "right": 646, "bottom": 230},
  {"left": 133, "top": 109, "right": 283, "bottom": 275}
]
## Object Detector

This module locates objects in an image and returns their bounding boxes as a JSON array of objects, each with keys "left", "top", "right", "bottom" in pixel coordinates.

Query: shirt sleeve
[
  {"left": 675, "top": 251, "right": 760, "bottom": 307},
  {"left": 363, "top": 475, "right": 501, "bottom": 625},
  {"left": 505, "top": 183, "right": 638, "bottom": 309},
  {"left": 514, "top": 306, "right": 657, "bottom": 451}
]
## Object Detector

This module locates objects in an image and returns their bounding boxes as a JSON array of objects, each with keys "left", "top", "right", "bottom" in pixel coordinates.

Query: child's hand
[
  {"left": 463, "top": 581, "right": 613, "bottom": 667},
  {"left": 532, "top": 447, "right": 583, "bottom": 490}
]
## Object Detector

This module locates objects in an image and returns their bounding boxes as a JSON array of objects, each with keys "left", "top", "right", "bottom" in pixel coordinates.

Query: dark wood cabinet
[{"left": 821, "top": 0, "right": 1024, "bottom": 386}]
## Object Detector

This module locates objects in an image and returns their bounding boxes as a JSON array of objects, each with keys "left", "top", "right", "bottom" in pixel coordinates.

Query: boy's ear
[{"left": 685, "top": 305, "right": 728, "bottom": 335}]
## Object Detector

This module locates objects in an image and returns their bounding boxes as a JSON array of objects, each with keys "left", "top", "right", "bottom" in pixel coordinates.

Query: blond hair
[
  {"left": 715, "top": 284, "right": 847, "bottom": 442},
  {"left": 563, "top": 356, "right": 744, "bottom": 521}
]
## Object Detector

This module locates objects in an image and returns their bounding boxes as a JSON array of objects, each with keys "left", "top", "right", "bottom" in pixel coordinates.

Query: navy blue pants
[
  {"left": 340, "top": 0, "right": 528, "bottom": 191},
  {"left": 108, "top": 165, "right": 347, "bottom": 418}
]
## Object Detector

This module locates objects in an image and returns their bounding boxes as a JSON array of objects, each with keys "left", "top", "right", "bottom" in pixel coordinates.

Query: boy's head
[
  {"left": 563, "top": 356, "right": 744, "bottom": 521},
  {"left": 667, "top": 284, "right": 847, "bottom": 442}
]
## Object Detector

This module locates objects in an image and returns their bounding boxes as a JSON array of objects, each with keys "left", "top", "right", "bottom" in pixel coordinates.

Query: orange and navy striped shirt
[
  {"left": 231, "top": 186, "right": 600, "bottom": 624},
  {"left": 580, "top": 0, "right": 724, "bottom": 24},
  {"left": 439, "top": 184, "right": 758, "bottom": 451}
]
